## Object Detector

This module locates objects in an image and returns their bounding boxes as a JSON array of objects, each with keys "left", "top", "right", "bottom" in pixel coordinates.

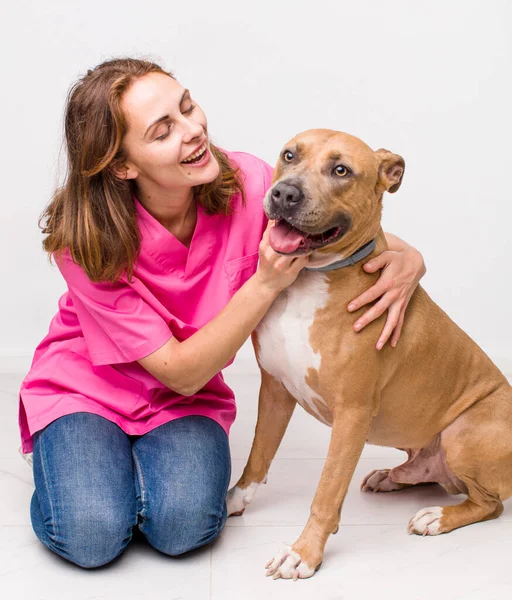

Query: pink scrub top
[{"left": 19, "top": 151, "right": 272, "bottom": 454}]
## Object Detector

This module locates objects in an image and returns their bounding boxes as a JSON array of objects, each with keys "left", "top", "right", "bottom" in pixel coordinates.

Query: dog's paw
[
  {"left": 226, "top": 482, "right": 259, "bottom": 517},
  {"left": 408, "top": 506, "right": 444, "bottom": 536},
  {"left": 360, "top": 469, "right": 405, "bottom": 493},
  {"left": 265, "top": 546, "right": 317, "bottom": 581}
]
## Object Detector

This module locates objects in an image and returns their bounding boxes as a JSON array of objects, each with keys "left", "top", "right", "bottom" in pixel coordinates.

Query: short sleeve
[
  {"left": 260, "top": 159, "right": 274, "bottom": 235},
  {"left": 261, "top": 160, "right": 274, "bottom": 193},
  {"left": 56, "top": 251, "right": 173, "bottom": 366}
]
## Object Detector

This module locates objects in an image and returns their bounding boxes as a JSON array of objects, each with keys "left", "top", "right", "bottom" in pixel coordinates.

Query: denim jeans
[{"left": 30, "top": 413, "right": 231, "bottom": 568}]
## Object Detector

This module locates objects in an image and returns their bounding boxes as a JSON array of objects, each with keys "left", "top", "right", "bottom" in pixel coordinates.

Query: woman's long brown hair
[{"left": 40, "top": 57, "right": 245, "bottom": 283}]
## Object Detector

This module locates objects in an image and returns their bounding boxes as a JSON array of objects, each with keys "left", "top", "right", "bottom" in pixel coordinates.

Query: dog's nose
[{"left": 271, "top": 182, "right": 303, "bottom": 210}]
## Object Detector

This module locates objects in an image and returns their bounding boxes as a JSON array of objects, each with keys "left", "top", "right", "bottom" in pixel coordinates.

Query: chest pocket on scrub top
[{"left": 224, "top": 251, "right": 260, "bottom": 295}]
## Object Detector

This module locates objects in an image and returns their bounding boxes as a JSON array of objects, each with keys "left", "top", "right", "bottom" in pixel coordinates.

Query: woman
[{"left": 19, "top": 58, "right": 426, "bottom": 568}]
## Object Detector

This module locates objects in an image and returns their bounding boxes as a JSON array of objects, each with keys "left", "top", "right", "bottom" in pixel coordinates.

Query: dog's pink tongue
[{"left": 269, "top": 221, "right": 305, "bottom": 253}]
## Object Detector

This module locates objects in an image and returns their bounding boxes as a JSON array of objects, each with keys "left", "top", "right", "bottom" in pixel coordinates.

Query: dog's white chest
[{"left": 256, "top": 271, "right": 331, "bottom": 424}]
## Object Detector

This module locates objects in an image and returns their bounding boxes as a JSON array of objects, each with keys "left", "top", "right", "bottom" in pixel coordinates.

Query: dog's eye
[
  {"left": 334, "top": 165, "right": 349, "bottom": 177},
  {"left": 283, "top": 151, "right": 294, "bottom": 163}
]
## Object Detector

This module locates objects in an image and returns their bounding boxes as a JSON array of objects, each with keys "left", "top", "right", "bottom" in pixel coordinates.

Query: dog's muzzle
[{"left": 268, "top": 215, "right": 352, "bottom": 255}]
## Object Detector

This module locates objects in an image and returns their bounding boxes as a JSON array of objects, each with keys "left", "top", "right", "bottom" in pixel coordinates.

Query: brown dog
[{"left": 226, "top": 129, "right": 512, "bottom": 580}]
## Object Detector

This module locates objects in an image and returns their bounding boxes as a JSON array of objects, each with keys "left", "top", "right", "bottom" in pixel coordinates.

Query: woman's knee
[
  {"left": 31, "top": 491, "right": 135, "bottom": 568},
  {"left": 142, "top": 498, "right": 228, "bottom": 556},
  {"left": 132, "top": 415, "right": 232, "bottom": 555},
  {"left": 30, "top": 413, "right": 136, "bottom": 568}
]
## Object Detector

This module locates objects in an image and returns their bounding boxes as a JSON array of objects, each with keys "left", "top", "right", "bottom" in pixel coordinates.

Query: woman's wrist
[
  {"left": 247, "top": 272, "right": 281, "bottom": 303},
  {"left": 383, "top": 232, "right": 409, "bottom": 252},
  {"left": 384, "top": 232, "right": 425, "bottom": 276}
]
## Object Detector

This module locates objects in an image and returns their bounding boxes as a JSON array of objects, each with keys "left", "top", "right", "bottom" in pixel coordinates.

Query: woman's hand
[
  {"left": 255, "top": 220, "right": 311, "bottom": 295},
  {"left": 348, "top": 241, "right": 426, "bottom": 349}
]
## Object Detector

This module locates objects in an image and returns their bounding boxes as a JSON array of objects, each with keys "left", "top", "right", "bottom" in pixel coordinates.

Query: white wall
[{"left": 1, "top": 0, "right": 511, "bottom": 373}]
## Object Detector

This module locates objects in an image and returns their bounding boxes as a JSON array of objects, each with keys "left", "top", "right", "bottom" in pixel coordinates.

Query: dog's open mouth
[{"left": 269, "top": 218, "right": 345, "bottom": 254}]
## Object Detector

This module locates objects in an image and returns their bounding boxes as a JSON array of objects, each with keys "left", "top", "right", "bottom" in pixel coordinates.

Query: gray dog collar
[{"left": 305, "top": 239, "right": 377, "bottom": 272}]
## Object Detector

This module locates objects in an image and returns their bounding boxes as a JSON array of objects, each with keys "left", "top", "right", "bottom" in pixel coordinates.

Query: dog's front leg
[
  {"left": 265, "top": 406, "right": 373, "bottom": 580},
  {"left": 227, "top": 367, "right": 296, "bottom": 517}
]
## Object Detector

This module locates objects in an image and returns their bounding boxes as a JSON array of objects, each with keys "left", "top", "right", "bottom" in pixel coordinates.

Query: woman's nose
[{"left": 182, "top": 119, "right": 204, "bottom": 144}]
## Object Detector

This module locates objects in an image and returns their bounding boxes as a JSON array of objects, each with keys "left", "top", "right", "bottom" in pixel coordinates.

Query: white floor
[{"left": 1, "top": 367, "right": 511, "bottom": 600}]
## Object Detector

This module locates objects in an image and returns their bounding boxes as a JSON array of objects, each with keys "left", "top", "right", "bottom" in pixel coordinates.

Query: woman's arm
[
  {"left": 347, "top": 232, "right": 426, "bottom": 350},
  {"left": 383, "top": 232, "right": 409, "bottom": 252},
  {"left": 138, "top": 223, "right": 310, "bottom": 396},
  {"left": 138, "top": 275, "right": 276, "bottom": 396}
]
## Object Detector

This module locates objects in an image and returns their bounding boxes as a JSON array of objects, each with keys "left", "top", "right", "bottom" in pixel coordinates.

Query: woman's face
[{"left": 118, "top": 72, "right": 220, "bottom": 192}]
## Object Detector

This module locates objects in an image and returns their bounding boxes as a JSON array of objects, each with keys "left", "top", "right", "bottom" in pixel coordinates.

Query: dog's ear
[{"left": 375, "top": 149, "right": 405, "bottom": 194}]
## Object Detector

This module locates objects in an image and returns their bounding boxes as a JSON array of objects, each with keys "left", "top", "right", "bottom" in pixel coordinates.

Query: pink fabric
[{"left": 19, "top": 151, "right": 273, "bottom": 453}]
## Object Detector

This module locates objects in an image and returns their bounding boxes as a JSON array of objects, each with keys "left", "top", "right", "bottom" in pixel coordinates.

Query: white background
[
  {"left": 1, "top": 0, "right": 510, "bottom": 371},
  {"left": 1, "top": 4, "right": 511, "bottom": 597}
]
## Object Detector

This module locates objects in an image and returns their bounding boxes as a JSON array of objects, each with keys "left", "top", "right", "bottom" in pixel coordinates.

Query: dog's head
[{"left": 264, "top": 129, "right": 404, "bottom": 256}]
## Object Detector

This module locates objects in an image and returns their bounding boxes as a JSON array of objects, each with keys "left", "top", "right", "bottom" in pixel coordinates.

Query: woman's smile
[
  {"left": 181, "top": 141, "right": 208, "bottom": 164},
  {"left": 181, "top": 144, "right": 211, "bottom": 169}
]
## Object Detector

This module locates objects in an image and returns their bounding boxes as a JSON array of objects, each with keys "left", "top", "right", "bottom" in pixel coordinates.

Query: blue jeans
[{"left": 30, "top": 413, "right": 231, "bottom": 568}]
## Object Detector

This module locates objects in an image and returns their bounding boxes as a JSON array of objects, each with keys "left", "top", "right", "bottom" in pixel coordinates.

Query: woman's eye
[
  {"left": 334, "top": 165, "right": 349, "bottom": 177},
  {"left": 183, "top": 104, "right": 196, "bottom": 115},
  {"left": 156, "top": 125, "right": 171, "bottom": 141},
  {"left": 283, "top": 151, "right": 294, "bottom": 162}
]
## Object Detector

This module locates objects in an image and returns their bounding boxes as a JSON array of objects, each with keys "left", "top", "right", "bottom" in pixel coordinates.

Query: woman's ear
[
  {"left": 375, "top": 149, "right": 405, "bottom": 194},
  {"left": 110, "top": 159, "right": 138, "bottom": 181}
]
